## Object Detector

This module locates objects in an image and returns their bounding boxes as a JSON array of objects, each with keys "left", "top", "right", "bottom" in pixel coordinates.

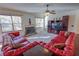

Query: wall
[
  {"left": 75, "top": 10, "right": 79, "bottom": 34},
  {"left": 68, "top": 15, "right": 76, "bottom": 32}
]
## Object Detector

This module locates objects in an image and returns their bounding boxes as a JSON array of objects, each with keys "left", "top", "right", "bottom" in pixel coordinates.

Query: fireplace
[{"left": 25, "top": 27, "right": 36, "bottom": 36}]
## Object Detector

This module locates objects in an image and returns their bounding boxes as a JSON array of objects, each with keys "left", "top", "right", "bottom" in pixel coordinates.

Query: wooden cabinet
[
  {"left": 48, "top": 15, "right": 69, "bottom": 33},
  {"left": 62, "top": 16, "right": 69, "bottom": 31}
]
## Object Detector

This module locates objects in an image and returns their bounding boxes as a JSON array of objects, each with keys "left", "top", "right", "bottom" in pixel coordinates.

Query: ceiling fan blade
[
  {"left": 51, "top": 12, "right": 56, "bottom": 14},
  {"left": 51, "top": 10, "right": 55, "bottom": 12},
  {"left": 50, "top": 10, "right": 56, "bottom": 14}
]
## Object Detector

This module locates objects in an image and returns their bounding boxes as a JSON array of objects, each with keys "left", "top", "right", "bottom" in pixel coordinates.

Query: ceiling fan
[{"left": 44, "top": 4, "right": 56, "bottom": 15}]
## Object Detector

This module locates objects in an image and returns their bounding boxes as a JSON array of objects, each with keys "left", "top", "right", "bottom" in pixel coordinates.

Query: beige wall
[
  {"left": 77, "top": 20, "right": 79, "bottom": 34},
  {"left": 68, "top": 15, "right": 76, "bottom": 32},
  {"left": 75, "top": 11, "right": 79, "bottom": 34}
]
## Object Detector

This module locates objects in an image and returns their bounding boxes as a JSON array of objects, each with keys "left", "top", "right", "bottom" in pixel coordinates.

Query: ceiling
[{"left": 0, "top": 3, "right": 79, "bottom": 14}]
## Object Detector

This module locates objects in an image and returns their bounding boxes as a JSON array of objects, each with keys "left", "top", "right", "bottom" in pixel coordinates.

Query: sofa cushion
[
  {"left": 65, "top": 32, "right": 71, "bottom": 39},
  {"left": 12, "top": 43, "right": 24, "bottom": 49},
  {"left": 53, "top": 43, "right": 65, "bottom": 50},
  {"left": 65, "top": 32, "right": 75, "bottom": 45},
  {"left": 59, "top": 31, "right": 65, "bottom": 36},
  {"left": 9, "top": 31, "right": 20, "bottom": 37},
  {"left": 2, "top": 33, "right": 13, "bottom": 48},
  {"left": 9, "top": 33, "right": 16, "bottom": 39},
  {"left": 11, "top": 36, "right": 29, "bottom": 49},
  {"left": 13, "top": 36, "right": 28, "bottom": 44}
]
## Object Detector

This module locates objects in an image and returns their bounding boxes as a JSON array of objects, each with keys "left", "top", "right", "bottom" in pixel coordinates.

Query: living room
[{"left": 0, "top": 3, "right": 79, "bottom": 56}]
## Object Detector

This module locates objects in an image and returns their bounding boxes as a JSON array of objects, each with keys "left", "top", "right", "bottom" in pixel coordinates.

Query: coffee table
[{"left": 23, "top": 45, "right": 53, "bottom": 56}]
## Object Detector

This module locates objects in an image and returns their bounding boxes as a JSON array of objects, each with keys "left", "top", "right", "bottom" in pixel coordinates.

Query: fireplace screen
[{"left": 25, "top": 27, "right": 36, "bottom": 35}]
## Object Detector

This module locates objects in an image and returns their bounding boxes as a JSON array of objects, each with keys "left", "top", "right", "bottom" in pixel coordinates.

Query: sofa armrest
[{"left": 48, "top": 46, "right": 74, "bottom": 56}]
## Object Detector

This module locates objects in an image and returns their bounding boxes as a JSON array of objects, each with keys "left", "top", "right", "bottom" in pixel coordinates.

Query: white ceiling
[{"left": 0, "top": 3, "right": 79, "bottom": 14}]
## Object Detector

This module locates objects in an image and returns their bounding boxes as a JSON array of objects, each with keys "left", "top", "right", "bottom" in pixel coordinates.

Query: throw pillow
[
  {"left": 65, "top": 32, "right": 70, "bottom": 38},
  {"left": 2, "top": 33, "right": 13, "bottom": 48},
  {"left": 53, "top": 43, "right": 65, "bottom": 50},
  {"left": 12, "top": 43, "right": 24, "bottom": 49}
]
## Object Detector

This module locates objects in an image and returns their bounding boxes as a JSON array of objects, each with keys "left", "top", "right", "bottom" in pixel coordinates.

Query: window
[
  {"left": 0, "top": 15, "right": 22, "bottom": 32},
  {"left": 35, "top": 18, "right": 44, "bottom": 27},
  {"left": 0, "top": 15, "right": 13, "bottom": 32},
  {"left": 12, "top": 16, "right": 22, "bottom": 31}
]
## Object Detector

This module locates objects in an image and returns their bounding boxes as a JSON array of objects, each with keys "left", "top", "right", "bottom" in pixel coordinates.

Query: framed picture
[{"left": 29, "top": 18, "right": 31, "bottom": 25}]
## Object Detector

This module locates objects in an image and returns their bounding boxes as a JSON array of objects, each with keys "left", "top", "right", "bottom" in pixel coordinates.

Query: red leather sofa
[
  {"left": 2, "top": 41, "right": 38, "bottom": 56},
  {"left": 49, "top": 32, "right": 75, "bottom": 56},
  {"left": 37, "top": 31, "right": 76, "bottom": 56},
  {"left": 2, "top": 32, "right": 39, "bottom": 56}
]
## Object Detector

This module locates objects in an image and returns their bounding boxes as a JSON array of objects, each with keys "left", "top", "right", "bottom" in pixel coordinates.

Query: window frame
[{"left": 11, "top": 16, "right": 22, "bottom": 31}]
